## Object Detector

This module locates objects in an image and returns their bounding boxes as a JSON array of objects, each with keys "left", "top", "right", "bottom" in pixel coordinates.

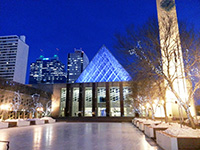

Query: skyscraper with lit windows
[
  {"left": 67, "top": 49, "right": 89, "bottom": 83},
  {"left": 29, "top": 55, "right": 66, "bottom": 84},
  {"left": 0, "top": 35, "right": 29, "bottom": 84}
]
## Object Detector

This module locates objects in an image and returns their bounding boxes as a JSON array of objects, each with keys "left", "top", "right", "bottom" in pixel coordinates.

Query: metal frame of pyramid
[{"left": 75, "top": 46, "right": 132, "bottom": 83}]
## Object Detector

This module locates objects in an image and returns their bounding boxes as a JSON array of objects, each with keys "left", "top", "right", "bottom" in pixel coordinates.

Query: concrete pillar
[
  {"left": 65, "top": 84, "right": 71, "bottom": 117},
  {"left": 82, "top": 85, "right": 85, "bottom": 117},
  {"left": 92, "top": 83, "right": 97, "bottom": 117},
  {"left": 69, "top": 87, "right": 73, "bottom": 116},
  {"left": 119, "top": 82, "right": 124, "bottom": 117},
  {"left": 106, "top": 82, "right": 110, "bottom": 117},
  {"left": 78, "top": 84, "right": 85, "bottom": 117}
]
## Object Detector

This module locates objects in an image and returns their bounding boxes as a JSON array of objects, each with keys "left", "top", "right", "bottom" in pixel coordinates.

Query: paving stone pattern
[{"left": 0, "top": 122, "right": 162, "bottom": 150}]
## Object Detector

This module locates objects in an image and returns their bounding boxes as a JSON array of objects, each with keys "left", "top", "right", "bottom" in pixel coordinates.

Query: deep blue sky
[{"left": 0, "top": 0, "right": 200, "bottom": 83}]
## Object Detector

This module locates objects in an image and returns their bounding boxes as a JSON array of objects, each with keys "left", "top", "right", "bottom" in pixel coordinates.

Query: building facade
[
  {"left": 50, "top": 46, "right": 133, "bottom": 117},
  {"left": 59, "top": 82, "right": 133, "bottom": 117},
  {"left": 29, "top": 55, "right": 66, "bottom": 84},
  {"left": 0, "top": 35, "right": 29, "bottom": 84},
  {"left": 67, "top": 49, "right": 89, "bottom": 83},
  {"left": 0, "top": 78, "right": 52, "bottom": 119}
]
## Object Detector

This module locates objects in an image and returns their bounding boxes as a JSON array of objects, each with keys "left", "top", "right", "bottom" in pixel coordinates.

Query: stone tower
[{"left": 156, "top": 0, "right": 196, "bottom": 117}]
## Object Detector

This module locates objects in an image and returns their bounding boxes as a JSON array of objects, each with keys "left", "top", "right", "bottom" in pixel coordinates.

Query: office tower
[
  {"left": 67, "top": 48, "right": 89, "bottom": 83},
  {"left": 29, "top": 55, "right": 66, "bottom": 84},
  {"left": 0, "top": 35, "right": 29, "bottom": 84}
]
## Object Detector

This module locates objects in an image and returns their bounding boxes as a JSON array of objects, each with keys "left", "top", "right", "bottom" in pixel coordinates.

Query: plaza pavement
[{"left": 0, "top": 122, "right": 162, "bottom": 150}]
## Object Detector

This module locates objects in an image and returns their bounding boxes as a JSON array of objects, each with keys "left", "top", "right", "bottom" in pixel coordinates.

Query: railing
[{"left": 0, "top": 141, "right": 9, "bottom": 150}]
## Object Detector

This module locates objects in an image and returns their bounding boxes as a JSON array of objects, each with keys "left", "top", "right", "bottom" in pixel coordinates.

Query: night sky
[{"left": 0, "top": 0, "right": 200, "bottom": 83}]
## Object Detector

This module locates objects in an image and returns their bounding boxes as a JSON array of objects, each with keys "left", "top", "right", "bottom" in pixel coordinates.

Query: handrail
[{"left": 0, "top": 141, "right": 10, "bottom": 150}]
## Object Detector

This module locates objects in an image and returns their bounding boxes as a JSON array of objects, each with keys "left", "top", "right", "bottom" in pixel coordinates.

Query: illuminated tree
[
  {"left": 10, "top": 91, "right": 22, "bottom": 119},
  {"left": 115, "top": 16, "right": 200, "bottom": 128}
]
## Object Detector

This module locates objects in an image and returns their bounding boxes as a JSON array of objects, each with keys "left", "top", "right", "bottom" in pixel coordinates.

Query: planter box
[
  {"left": 0, "top": 122, "right": 9, "bottom": 129},
  {"left": 28, "top": 119, "right": 45, "bottom": 125},
  {"left": 145, "top": 126, "right": 168, "bottom": 139},
  {"left": 133, "top": 119, "right": 140, "bottom": 126},
  {"left": 136, "top": 121, "right": 140, "bottom": 128},
  {"left": 5, "top": 120, "right": 30, "bottom": 127},
  {"left": 144, "top": 125, "right": 153, "bottom": 137},
  {"left": 139, "top": 122, "right": 145, "bottom": 131},
  {"left": 139, "top": 122, "right": 161, "bottom": 132},
  {"left": 40, "top": 117, "right": 56, "bottom": 124},
  {"left": 156, "top": 131, "right": 200, "bottom": 150}
]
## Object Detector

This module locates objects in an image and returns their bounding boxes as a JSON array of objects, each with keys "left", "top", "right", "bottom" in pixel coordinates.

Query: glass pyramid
[{"left": 76, "top": 46, "right": 132, "bottom": 83}]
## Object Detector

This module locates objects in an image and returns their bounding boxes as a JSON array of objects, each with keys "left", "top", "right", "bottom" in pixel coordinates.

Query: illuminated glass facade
[
  {"left": 110, "top": 87, "right": 120, "bottom": 116},
  {"left": 56, "top": 46, "right": 134, "bottom": 118},
  {"left": 72, "top": 88, "right": 79, "bottom": 116},
  {"left": 123, "top": 87, "right": 134, "bottom": 116},
  {"left": 97, "top": 87, "right": 106, "bottom": 116},
  {"left": 76, "top": 46, "right": 132, "bottom": 83},
  {"left": 59, "top": 88, "right": 66, "bottom": 117},
  {"left": 29, "top": 55, "right": 66, "bottom": 84},
  {"left": 67, "top": 49, "right": 89, "bottom": 83},
  {"left": 85, "top": 88, "right": 92, "bottom": 116},
  {"left": 59, "top": 82, "right": 134, "bottom": 117}
]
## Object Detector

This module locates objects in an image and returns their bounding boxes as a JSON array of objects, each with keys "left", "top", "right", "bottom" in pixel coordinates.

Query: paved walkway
[{"left": 0, "top": 122, "right": 162, "bottom": 150}]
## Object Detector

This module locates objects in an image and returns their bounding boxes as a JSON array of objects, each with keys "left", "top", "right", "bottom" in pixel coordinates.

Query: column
[
  {"left": 106, "top": 82, "right": 110, "bottom": 117},
  {"left": 65, "top": 84, "right": 71, "bottom": 117},
  {"left": 78, "top": 83, "right": 85, "bottom": 117},
  {"left": 92, "top": 83, "right": 97, "bottom": 117},
  {"left": 69, "top": 86, "right": 73, "bottom": 116},
  {"left": 119, "top": 82, "right": 124, "bottom": 117}
]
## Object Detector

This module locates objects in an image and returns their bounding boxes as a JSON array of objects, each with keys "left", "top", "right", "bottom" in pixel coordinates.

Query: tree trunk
[
  {"left": 163, "top": 102, "right": 168, "bottom": 123},
  {"left": 183, "top": 104, "right": 196, "bottom": 129},
  {"left": 29, "top": 112, "right": 33, "bottom": 119},
  {"left": 151, "top": 110, "right": 155, "bottom": 121},
  {"left": 14, "top": 111, "right": 17, "bottom": 119}
]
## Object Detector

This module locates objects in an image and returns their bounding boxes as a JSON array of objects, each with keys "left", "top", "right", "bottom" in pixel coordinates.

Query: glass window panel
[
  {"left": 110, "top": 87, "right": 120, "bottom": 117},
  {"left": 72, "top": 88, "right": 79, "bottom": 117},
  {"left": 84, "top": 88, "right": 92, "bottom": 116},
  {"left": 97, "top": 87, "right": 106, "bottom": 116},
  {"left": 123, "top": 87, "right": 134, "bottom": 116},
  {"left": 59, "top": 88, "right": 66, "bottom": 117}
]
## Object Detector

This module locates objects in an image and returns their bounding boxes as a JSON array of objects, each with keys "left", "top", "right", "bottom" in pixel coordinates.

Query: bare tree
[
  {"left": 11, "top": 91, "right": 22, "bottom": 119},
  {"left": 115, "top": 16, "right": 200, "bottom": 128}
]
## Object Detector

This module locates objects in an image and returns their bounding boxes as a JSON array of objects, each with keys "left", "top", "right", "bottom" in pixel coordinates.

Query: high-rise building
[
  {"left": 29, "top": 55, "right": 66, "bottom": 84},
  {"left": 67, "top": 48, "right": 89, "bottom": 83},
  {"left": 0, "top": 35, "right": 29, "bottom": 84}
]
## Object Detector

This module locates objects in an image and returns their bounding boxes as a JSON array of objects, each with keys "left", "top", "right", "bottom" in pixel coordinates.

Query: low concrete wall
[
  {"left": 156, "top": 131, "right": 200, "bottom": 150},
  {"left": 156, "top": 131, "right": 178, "bottom": 150},
  {"left": 56, "top": 117, "right": 134, "bottom": 122},
  {"left": 144, "top": 125, "right": 153, "bottom": 138}
]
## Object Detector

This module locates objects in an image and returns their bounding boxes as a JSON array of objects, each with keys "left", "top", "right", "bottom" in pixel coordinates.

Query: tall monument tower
[{"left": 156, "top": 0, "right": 196, "bottom": 117}]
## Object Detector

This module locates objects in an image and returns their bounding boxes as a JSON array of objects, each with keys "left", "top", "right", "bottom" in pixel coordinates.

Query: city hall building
[{"left": 46, "top": 46, "right": 134, "bottom": 118}]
